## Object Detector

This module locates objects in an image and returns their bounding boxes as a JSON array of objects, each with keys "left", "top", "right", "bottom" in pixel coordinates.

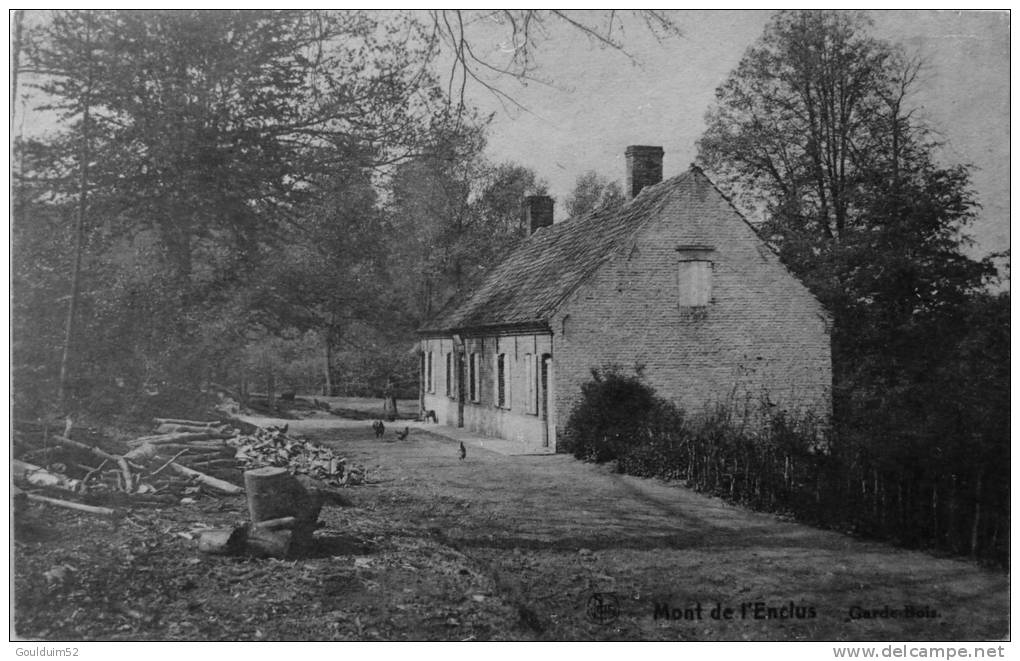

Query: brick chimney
[
  {"left": 625, "top": 145, "right": 664, "bottom": 198},
  {"left": 524, "top": 195, "right": 554, "bottom": 234}
]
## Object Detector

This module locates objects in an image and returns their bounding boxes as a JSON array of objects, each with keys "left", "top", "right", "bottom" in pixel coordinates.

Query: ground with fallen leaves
[{"left": 12, "top": 413, "right": 1009, "bottom": 641}]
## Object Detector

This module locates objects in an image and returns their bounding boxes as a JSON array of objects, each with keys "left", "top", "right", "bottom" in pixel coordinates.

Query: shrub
[{"left": 560, "top": 366, "right": 663, "bottom": 462}]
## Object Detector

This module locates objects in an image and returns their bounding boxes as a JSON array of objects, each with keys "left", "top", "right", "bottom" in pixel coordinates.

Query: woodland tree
[
  {"left": 696, "top": 11, "right": 1005, "bottom": 555},
  {"left": 564, "top": 170, "right": 625, "bottom": 218},
  {"left": 17, "top": 10, "right": 445, "bottom": 411}
]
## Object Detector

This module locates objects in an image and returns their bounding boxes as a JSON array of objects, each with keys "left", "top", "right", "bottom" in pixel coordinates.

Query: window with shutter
[
  {"left": 469, "top": 353, "right": 478, "bottom": 402},
  {"left": 445, "top": 353, "right": 452, "bottom": 397},
  {"left": 678, "top": 259, "right": 712, "bottom": 308},
  {"left": 497, "top": 353, "right": 507, "bottom": 408},
  {"left": 525, "top": 354, "right": 537, "bottom": 414}
]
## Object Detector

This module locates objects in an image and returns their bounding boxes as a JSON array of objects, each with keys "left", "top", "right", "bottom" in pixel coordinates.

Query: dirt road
[{"left": 304, "top": 424, "right": 1008, "bottom": 641}]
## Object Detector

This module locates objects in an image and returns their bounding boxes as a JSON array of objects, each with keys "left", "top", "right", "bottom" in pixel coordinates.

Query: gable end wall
[{"left": 553, "top": 175, "right": 832, "bottom": 432}]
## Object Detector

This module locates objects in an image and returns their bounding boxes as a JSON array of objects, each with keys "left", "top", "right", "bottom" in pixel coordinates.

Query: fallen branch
[
  {"left": 81, "top": 460, "right": 108, "bottom": 486},
  {"left": 25, "top": 492, "right": 119, "bottom": 517},
  {"left": 150, "top": 449, "right": 190, "bottom": 477},
  {"left": 169, "top": 462, "right": 243, "bottom": 495}
]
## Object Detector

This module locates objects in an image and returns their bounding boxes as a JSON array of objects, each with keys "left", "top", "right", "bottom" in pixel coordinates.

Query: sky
[
  {"left": 459, "top": 10, "right": 1010, "bottom": 263},
  {"left": 12, "top": 10, "right": 1009, "bottom": 264}
]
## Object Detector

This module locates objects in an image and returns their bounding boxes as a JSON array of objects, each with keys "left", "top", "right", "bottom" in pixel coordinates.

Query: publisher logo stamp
[{"left": 587, "top": 592, "right": 620, "bottom": 624}]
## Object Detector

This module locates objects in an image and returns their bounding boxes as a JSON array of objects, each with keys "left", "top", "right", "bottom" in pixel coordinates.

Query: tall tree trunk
[
  {"left": 58, "top": 11, "right": 95, "bottom": 410},
  {"left": 970, "top": 471, "right": 983, "bottom": 556}
]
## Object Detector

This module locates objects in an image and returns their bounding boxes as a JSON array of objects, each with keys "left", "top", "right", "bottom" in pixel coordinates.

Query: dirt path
[{"left": 307, "top": 424, "right": 1008, "bottom": 641}]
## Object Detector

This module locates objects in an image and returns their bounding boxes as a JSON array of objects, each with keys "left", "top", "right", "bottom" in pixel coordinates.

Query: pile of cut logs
[{"left": 12, "top": 417, "right": 355, "bottom": 520}]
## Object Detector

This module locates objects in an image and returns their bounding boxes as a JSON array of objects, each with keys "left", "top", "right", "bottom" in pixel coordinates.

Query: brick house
[{"left": 417, "top": 146, "right": 831, "bottom": 453}]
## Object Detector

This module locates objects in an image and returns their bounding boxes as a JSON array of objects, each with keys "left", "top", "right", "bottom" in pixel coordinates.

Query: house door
[
  {"left": 456, "top": 353, "right": 466, "bottom": 428},
  {"left": 540, "top": 354, "right": 552, "bottom": 447}
]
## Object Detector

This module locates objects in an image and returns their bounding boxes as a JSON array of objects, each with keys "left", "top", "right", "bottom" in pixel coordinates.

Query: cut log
[
  {"left": 25, "top": 493, "right": 119, "bottom": 517},
  {"left": 245, "top": 526, "right": 295, "bottom": 559},
  {"left": 169, "top": 462, "right": 243, "bottom": 494},
  {"left": 12, "top": 459, "right": 82, "bottom": 492},
  {"left": 254, "top": 516, "right": 297, "bottom": 530},
  {"left": 127, "top": 443, "right": 228, "bottom": 460},
  {"left": 243, "top": 467, "right": 320, "bottom": 523},
  {"left": 127, "top": 432, "right": 232, "bottom": 447},
  {"left": 187, "top": 458, "right": 237, "bottom": 469},
  {"left": 154, "top": 423, "right": 231, "bottom": 435},
  {"left": 197, "top": 526, "right": 248, "bottom": 555},
  {"left": 153, "top": 418, "right": 221, "bottom": 428},
  {"left": 159, "top": 441, "right": 233, "bottom": 450},
  {"left": 243, "top": 467, "right": 323, "bottom": 557}
]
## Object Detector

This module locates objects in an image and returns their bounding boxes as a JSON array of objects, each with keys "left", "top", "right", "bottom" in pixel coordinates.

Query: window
[
  {"left": 496, "top": 353, "right": 508, "bottom": 408},
  {"left": 445, "top": 353, "right": 453, "bottom": 397},
  {"left": 678, "top": 259, "right": 712, "bottom": 307},
  {"left": 426, "top": 351, "right": 434, "bottom": 392},
  {"left": 469, "top": 353, "right": 480, "bottom": 402},
  {"left": 525, "top": 354, "right": 537, "bottom": 414}
]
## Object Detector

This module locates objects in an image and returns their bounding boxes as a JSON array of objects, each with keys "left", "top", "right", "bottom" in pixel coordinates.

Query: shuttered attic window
[
  {"left": 678, "top": 260, "right": 712, "bottom": 307},
  {"left": 676, "top": 245, "right": 715, "bottom": 310}
]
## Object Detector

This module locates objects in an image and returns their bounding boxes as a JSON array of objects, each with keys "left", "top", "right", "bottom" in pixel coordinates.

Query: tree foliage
[
  {"left": 697, "top": 10, "right": 997, "bottom": 394},
  {"left": 695, "top": 11, "right": 1007, "bottom": 560},
  {"left": 697, "top": 11, "right": 994, "bottom": 309},
  {"left": 386, "top": 126, "right": 547, "bottom": 326},
  {"left": 564, "top": 170, "right": 625, "bottom": 218},
  {"left": 15, "top": 10, "right": 447, "bottom": 413}
]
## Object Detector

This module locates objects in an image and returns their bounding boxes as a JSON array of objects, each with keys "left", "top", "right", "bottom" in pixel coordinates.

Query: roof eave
[{"left": 417, "top": 319, "right": 552, "bottom": 338}]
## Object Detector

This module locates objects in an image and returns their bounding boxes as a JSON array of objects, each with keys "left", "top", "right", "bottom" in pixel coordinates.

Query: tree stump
[{"left": 242, "top": 467, "right": 323, "bottom": 558}]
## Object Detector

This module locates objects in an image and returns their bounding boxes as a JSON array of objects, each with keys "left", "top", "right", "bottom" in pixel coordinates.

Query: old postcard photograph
[{"left": 9, "top": 9, "right": 1010, "bottom": 650}]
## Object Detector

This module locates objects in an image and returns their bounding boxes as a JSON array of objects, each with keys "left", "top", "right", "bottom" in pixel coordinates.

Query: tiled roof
[{"left": 418, "top": 169, "right": 698, "bottom": 334}]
